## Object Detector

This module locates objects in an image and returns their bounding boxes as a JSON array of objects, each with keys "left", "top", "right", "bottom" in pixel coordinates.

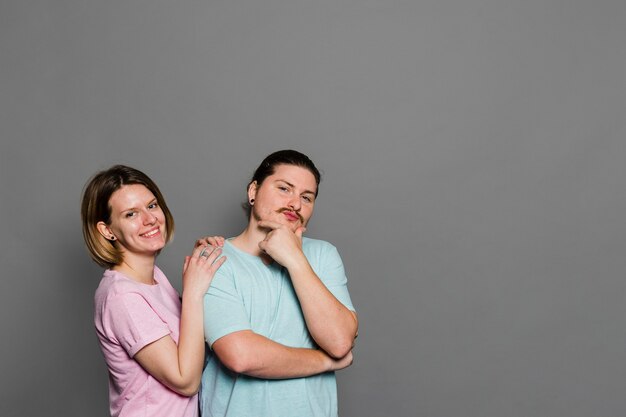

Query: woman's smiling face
[{"left": 99, "top": 184, "right": 167, "bottom": 260}]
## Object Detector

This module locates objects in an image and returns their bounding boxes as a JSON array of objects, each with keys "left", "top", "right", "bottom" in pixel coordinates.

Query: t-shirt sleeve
[
  {"left": 315, "top": 242, "right": 356, "bottom": 312},
  {"left": 102, "top": 292, "right": 171, "bottom": 357},
  {"left": 203, "top": 264, "right": 252, "bottom": 347}
]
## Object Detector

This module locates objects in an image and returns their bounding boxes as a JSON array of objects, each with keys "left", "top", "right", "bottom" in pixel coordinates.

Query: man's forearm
[
  {"left": 211, "top": 330, "right": 350, "bottom": 379},
  {"left": 287, "top": 261, "right": 359, "bottom": 358}
]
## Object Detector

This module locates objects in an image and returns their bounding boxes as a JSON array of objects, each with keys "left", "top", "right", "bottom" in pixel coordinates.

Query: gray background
[{"left": 1, "top": 0, "right": 625, "bottom": 416}]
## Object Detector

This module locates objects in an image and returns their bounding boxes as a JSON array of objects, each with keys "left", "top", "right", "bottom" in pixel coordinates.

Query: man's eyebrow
[{"left": 276, "top": 179, "right": 316, "bottom": 195}]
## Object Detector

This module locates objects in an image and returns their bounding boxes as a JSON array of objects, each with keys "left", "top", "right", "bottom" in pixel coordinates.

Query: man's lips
[{"left": 279, "top": 209, "right": 303, "bottom": 222}]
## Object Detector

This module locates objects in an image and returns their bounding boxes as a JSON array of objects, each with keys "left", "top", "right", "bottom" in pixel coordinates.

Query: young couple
[{"left": 81, "top": 150, "right": 358, "bottom": 417}]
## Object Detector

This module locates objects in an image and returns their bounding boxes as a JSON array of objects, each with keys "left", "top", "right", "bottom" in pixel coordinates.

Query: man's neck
[{"left": 230, "top": 223, "right": 273, "bottom": 264}]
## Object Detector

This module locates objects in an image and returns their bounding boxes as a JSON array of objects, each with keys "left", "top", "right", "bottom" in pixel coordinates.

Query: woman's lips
[{"left": 141, "top": 227, "right": 161, "bottom": 238}]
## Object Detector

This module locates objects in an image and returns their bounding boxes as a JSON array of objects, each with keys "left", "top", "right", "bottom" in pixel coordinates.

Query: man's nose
[{"left": 287, "top": 196, "right": 301, "bottom": 211}]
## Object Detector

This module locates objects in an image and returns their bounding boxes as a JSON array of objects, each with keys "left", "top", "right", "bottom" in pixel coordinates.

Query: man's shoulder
[
  {"left": 302, "top": 236, "right": 333, "bottom": 247},
  {"left": 302, "top": 237, "right": 341, "bottom": 261},
  {"left": 302, "top": 236, "right": 335, "bottom": 249}
]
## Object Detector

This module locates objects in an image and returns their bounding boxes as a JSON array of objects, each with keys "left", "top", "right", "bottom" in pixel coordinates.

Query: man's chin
[
  {"left": 279, "top": 220, "right": 300, "bottom": 231},
  {"left": 275, "top": 218, "right": 302, "bottom": 232},
  {"left": 287, "top": 223, "right": 301, "bottom": 232}
]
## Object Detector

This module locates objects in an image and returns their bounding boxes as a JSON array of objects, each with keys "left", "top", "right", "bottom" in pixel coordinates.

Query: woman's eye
[
  {"left": 125, "top": 212, "right": 136, "bottom": 218},
  {"left": 148, "top": 203, "right": 158, "bottom": 209}
]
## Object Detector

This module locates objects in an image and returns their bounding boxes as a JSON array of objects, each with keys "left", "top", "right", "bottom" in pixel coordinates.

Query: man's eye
[
  {"left": 302, "top": 196, "right": 312, "bottom": 203},
  {"left": 125, "top": 212, "right": 136, "bottom": 218}
]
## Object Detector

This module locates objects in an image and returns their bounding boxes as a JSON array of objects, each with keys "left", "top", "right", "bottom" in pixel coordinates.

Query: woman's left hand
[{"left": 181, "top": 243, "right": 226, "bottom": 298}]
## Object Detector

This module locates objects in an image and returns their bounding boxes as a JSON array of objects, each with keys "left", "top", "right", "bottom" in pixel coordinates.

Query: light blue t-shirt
[{"left": 200, "top": 237, "right": 355, "bottom": 417}]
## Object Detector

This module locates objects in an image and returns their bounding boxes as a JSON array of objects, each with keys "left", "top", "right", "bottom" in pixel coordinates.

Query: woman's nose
[{"left": 143, "top": 211, "right": 157, "bottom": 224}]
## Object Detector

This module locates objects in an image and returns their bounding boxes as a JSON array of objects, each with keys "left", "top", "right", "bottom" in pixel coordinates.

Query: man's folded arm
[{"left": 211, "top": 330, "right": 353, "bottom": 379}]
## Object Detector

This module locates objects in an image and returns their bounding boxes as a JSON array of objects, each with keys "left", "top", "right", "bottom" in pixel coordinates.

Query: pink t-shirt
[{"left": 94, "top": 266, "right": 198, "bottom": 417}]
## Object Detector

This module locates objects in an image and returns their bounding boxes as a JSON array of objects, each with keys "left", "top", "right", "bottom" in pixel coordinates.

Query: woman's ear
[{"left": 96, "top": 221, "right": 115, "bottom": 241}]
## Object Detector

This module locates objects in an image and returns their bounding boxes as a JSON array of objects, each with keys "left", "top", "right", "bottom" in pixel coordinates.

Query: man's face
[{"left": 249, "top": 164, "right": 318, "bottom": 232}]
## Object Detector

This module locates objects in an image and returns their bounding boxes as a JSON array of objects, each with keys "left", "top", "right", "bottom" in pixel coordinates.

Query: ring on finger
[{"left": 199, "top": 246, "right": 211, "bottom": 258}]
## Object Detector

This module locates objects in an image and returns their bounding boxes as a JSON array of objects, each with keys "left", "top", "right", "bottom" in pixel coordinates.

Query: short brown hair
[{"left": 80, "top": 165, "right": 174, "bottom": 268}]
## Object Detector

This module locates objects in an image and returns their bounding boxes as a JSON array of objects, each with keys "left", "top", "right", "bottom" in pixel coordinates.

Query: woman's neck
[{"left": 113, "top": 255, "right": 157, "bottom": 285}]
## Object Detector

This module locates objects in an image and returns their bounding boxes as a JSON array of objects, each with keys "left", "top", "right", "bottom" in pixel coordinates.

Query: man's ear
[{"left": 247, "top": 181, "right": 258, "bottom": 204}]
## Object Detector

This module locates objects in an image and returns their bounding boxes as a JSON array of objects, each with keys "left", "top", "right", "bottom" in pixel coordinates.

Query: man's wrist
[
  {"left": 284, "top": 252, "right": 311, "bottom": 275},
  {"left": 316, "top": 349, "right": 334, "bottom": 372}
]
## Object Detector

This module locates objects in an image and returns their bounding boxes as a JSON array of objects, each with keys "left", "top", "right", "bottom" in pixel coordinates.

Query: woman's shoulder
[{"left": 94, "top": 270, "right": 138, "bottom": 300}]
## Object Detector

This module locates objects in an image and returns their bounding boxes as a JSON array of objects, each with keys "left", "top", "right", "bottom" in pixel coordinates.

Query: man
[{"left": 200, "top": 150, "right": 358, "bottom": 417}]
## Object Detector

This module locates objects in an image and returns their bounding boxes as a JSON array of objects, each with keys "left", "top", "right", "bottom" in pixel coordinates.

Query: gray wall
[{"left": 1, "top": 1, "right": 625, "bottom": 416}]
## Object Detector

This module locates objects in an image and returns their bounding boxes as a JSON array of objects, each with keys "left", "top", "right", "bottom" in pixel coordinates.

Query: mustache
[{"left": 277, "top": 207, "right": 303, "bottom": 222}]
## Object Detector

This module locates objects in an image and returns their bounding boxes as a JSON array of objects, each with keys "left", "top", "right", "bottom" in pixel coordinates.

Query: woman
[{"left": 81, "top": 165, "right": 225, "bottom": 417}]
